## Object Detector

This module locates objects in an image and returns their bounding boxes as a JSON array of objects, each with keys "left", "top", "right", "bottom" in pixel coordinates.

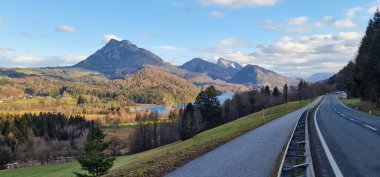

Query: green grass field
[{"left": 0, "top": 98, "right": 314, "bottom": 177}]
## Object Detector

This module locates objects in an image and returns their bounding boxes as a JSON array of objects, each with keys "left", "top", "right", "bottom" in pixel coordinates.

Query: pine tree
[
  {"left": 273, "top": 87, "right": 280, "bottom": 97},
  {"left": 77, "top": 95, "right": 85, "bottom": 105},
  {"left": 264, "top": 85, "right": 270, "bottom": 96},
  {"left": 283, "top": 84, "right": 288, "bottom": 103},
  {"left": 180, "top": 103, "right": 201, "bottom": 140},
  {"left": 74, "top": 127, "right": 115, "bottom": 177},
  {"left": 194, "top": 86, "right": 221, "bottom": 129},
  {"left": 354, "top": 9, "right": 380, "bottom": 104}
]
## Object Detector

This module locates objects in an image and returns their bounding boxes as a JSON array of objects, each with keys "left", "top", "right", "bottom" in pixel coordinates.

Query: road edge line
[
  {"left": 336, "top": 96, "right": 379, "bottom": 119},
  {"left": 314, "top": 96, "right": 344, "bottom": 177}
]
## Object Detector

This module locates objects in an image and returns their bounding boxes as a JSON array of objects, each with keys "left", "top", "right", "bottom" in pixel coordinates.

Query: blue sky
[{"left": 1, "top": 0, "right": 380, "bottom": 77}]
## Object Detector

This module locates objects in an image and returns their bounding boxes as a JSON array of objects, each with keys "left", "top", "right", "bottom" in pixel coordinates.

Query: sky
[{"left": 1, "top": 0, "right": 380, "bottom": 78}]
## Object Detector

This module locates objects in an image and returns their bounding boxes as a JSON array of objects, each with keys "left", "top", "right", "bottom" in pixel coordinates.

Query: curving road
[
  {"left": 166, "top": 98, "right": 321, "bottom": 177},
  {"left": 314, "top": 95, "right": 380, "bottom": 177}
]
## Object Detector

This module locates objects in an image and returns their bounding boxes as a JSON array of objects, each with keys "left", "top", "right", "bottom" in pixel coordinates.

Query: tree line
[
  {"left": 0, "top": 113, "right": 92, "bottom": 169},
  {"left": 180, "top": 83, "right": 330, "bottom": 140},
  {"left": 328, "top": 10, "right": 380, "bottom": 105}
]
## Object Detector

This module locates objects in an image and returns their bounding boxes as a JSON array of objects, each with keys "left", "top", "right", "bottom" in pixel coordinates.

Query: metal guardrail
[{"left": 277, "top": 110, "right": 315, "bottom": 177}]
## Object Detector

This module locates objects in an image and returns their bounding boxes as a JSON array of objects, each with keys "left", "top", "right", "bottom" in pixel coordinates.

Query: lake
[{"left": 132, "top": 92, "right": 235, "bottom": 115}]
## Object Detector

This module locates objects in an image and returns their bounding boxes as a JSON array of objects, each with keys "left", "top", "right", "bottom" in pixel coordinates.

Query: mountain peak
[
  {"left": 106, "top": 39, "right": 137, "bottom": 50},
  {"left": 180, "top": 58, "right": 239, "bottom": 81},
  {"left": 217, "top": 58, "right": 243, "bottom": 70},
  {"left": 229, "top": 64, "right": 296, "bottom": 87},
  {"left": 74, "top": 40, "right": 167, "bottom": 79}
]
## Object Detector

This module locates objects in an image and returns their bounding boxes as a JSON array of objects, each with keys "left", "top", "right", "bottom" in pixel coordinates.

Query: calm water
[{"left": 133, "top": 92, "right": 234, "bottom": 115}]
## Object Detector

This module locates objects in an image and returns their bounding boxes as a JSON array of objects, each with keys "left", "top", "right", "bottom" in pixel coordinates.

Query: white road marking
[
  {"left": 364, "top": 124, "right": 377, "bottom": 131},
  {"left": 349, "top": 118, "right": 356, "bottom": 122},
  {"left": 341, "top": 113, "right": 345, "bottom": 117},
  {"left": 315, "top": 97, "right": 344, "bottom": 177},
  {"left": 336, "top": 96, "right": 380, "bottom": 119}
]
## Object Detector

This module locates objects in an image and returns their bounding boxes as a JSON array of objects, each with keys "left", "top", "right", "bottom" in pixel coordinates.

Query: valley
[{"left": 2, "top": 1, "right": 380, "bottom": 177}]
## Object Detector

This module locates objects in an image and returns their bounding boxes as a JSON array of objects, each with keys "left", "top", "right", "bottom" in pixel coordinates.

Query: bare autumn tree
[
  {"left": 107, "top": 137, "right": 127, "bottom": 157},
  {"left": 149, "top": 112, "right": 160, "bottom": 148}
]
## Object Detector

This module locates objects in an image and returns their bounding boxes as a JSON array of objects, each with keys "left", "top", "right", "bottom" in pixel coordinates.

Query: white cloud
[
  {"left": 327, "top": 7, "right": 362, "bottom": 29},
  {"left": 215, "top": 38, "right": 250, "bottom": 47},
  {"left": 258, "top": 17, "right": 310, "bottom": 34},
  {"left": 285, "top": 28, "right": 309, "bottom": 34},
  {"left": 0, "top": 54, "right": 87, "bottom": 67},
  {"left": 285, "top": 16, "right": 309, "bottom": 26},
  {"left": 210, "top": 11, "right": 224, "bottom": 18},
  {"left": 258, "top": 26, "right": 278, "bottom": 31},
  {"left": 323, "top": 16, "right": 336, "bottom": 24},
  {"left": 194, "top": 31, "right": 363, "bottom": 77},
  {"left": 334, "top": 32, "right": 362, "bottom": 41},
  {"left": 59, "top": 55, "right": 87, "bottom": 63},
  {"left": 102, "top": 34, "right": 123, "bottom": 43},
  {"left": 0, "top": 47, "right": 14, "bottom": 52},
  {"left": 12, "top": 55, "right": 45, "bottom": 64},
  {"left": 154, "top": 45, "right": 180, "bottom": 51},
  {"left": 333, "top": 20, "right": 358, "bottom": 29},
  {"left": 314, "top": 22, "right": 323, "bottom": 28},
  {"left": 279, "top": 36, "right": 293, "bottom": 42},
  {"left": 346, "top": 7, "right": 363, "bottom": 19},
  {"left": 200, "top": 0, "right": 278, "bottom": 8},
  {"left": 368, "top": 5, "right": 379, "bottom": 14},
  {"left": 299, "top": 34, "right": 333, "bottom": 44},
  {"left": 55, "top": 25, "right": 75, "bottom": 33}
]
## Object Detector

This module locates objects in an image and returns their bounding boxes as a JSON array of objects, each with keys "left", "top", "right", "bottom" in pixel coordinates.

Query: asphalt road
[
  {"left": 315, "top": 95, "right": 380, "bottom": 177},
  {"left": 166, "top": 98, "right": 321, "bottom": 177}
]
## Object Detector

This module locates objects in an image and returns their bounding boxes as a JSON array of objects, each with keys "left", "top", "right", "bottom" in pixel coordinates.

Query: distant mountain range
[
  {"left": 73, "top": 39, "right": 298, "bottom": 90},
  {"left": 229, "top": 64, "right": 298, "bottom": 87},
  {"left": 179, "top": 58, "right": 239, "bottom": 81},
  {"left": 306, "top": 72, "right": 334, "bottom": 82}
]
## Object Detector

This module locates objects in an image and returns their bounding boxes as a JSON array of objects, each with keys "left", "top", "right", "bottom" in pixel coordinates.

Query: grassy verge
[
  {"left": 107, "top": 98, "right": 314, "bottom": 177},
  {"left": 342, "top": 98, "right": 380, "bottom": 117},
  {"left": 0, "top": 99, "right": 314, "bottom": 177}
]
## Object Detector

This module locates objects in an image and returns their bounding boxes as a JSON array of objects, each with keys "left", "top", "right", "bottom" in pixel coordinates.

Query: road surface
[
  {"left": 314, "top": 95, "right": 380, "bottom": 177},
  {"left": 166, "top": 98, "right": 321, "bottom": 177}
]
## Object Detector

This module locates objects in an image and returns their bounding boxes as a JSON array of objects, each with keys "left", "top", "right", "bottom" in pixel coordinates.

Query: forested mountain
[
  {"left": 229, "top": 64, "right": 297, "bottom": 88},
  {"left": 216, "top": 58, "right": 243, "bottom": 70},
  {"left": 180, "top": 58, "right": 238, "bottom": 81},
  {"left": 121, "top": 66, "right": 200, "bottom": 104},
  {"left": 0, "top": 67, "right": 199, "bottom": 105},
  {"left": 151, "top": 65, "right": 248, "bottom": 92},
  {"left": 74, "top": 39, "right": 168, "bottom": 79}
]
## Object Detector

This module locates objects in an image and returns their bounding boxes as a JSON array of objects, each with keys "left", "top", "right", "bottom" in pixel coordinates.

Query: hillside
[
  {"left": 0, "top": 67, "right": 199, "bottom": 105},
  {"left": 229, "top": 64, "right": 297, "bottom": 88},
  {"left": 74, "top": 39, "right": 168, "bottom": 78},
  {"left": 151, "top": 65, "right": 248, "bottom": 92},
  {"left": 121, "top": 66, "right": 200, "bottom": 104}
]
